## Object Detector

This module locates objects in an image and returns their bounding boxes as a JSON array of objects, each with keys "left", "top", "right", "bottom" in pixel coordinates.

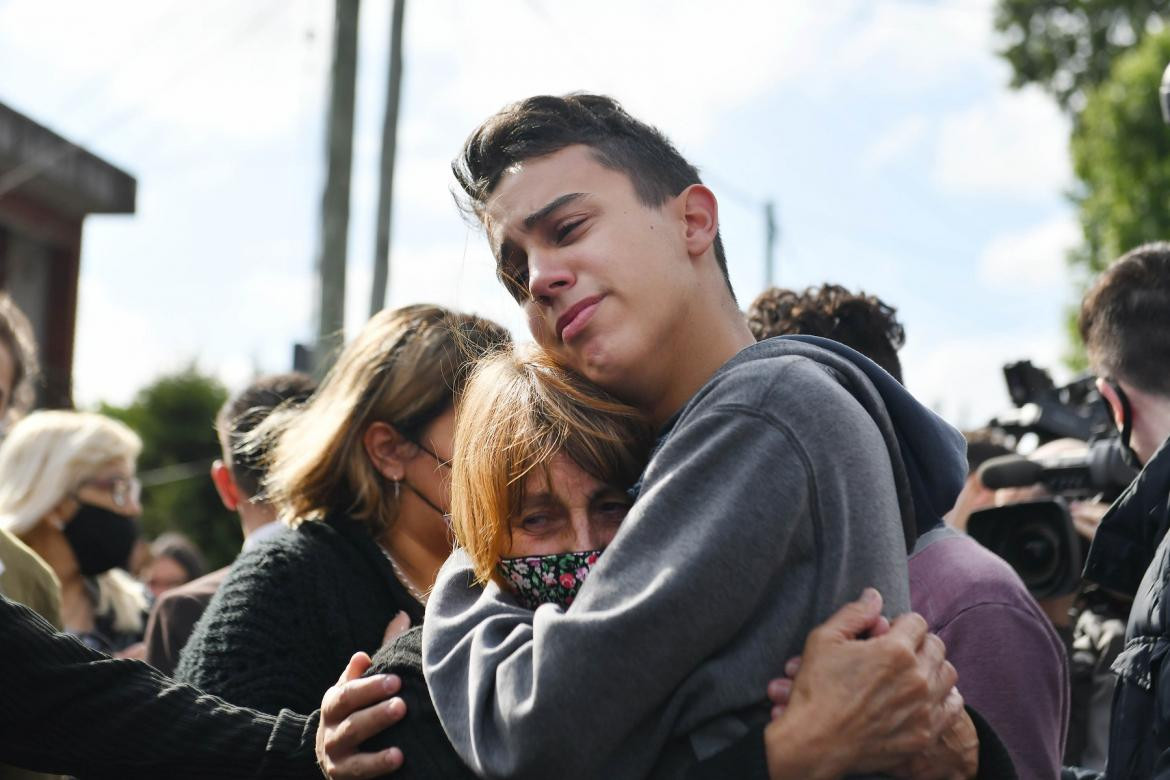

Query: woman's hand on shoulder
[
  {"left": 761, "top": 590, "right": 974, "bottom": 780},
  {"left": 316, "top": 652, "right": 408, "bottom": 779}
]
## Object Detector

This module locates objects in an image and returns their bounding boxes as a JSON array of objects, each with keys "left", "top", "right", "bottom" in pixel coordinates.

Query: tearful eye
[
  {"left": 556, "top": 220, "right": 583, "bottom": 243},
  {"left": 520, "top": 513, "right": 551, "bottom": 532}
]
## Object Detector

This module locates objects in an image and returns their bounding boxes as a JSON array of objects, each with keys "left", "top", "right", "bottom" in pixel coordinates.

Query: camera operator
[
  {"left": 975, "top": 437, "right": 1126, "bottom": 771},
  {"left": 944, "top": 428, "right": 1013, "bottom": 533},
  {"left": 1063, "top": 242, "right": 1170, "bottom": 780}
]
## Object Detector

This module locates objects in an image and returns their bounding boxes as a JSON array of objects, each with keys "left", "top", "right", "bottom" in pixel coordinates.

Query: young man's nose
[{"left": 528, "top": 252, "right": 574, "bottom": 304}]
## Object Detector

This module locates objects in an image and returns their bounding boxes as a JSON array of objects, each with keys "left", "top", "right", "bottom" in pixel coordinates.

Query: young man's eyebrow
[{"left": 523, "top": 192, "right": 586, "bottom": 231}]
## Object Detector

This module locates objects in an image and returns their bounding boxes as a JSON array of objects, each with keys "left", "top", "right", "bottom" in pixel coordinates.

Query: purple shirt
[{"left": 910, "top": 527, "right": 1070, "bottom": 780}]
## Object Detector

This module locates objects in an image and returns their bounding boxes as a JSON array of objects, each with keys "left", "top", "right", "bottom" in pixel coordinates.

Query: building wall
[{"left": 0, "top": 192, "right": 83, "bottom": 408}]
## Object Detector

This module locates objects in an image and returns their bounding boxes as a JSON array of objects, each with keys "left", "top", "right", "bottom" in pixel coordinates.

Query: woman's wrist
[{"left": 763, "top": 710, "right": 847, "bottom": 780}]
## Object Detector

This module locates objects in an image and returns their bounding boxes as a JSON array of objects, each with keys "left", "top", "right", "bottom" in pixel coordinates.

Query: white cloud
[
  {"left": 805, "top": 0, "right": 996, "bottom": 96},
  {"left": 404, "top": 0, "right": 861, "bottom": 146},
  {"left": 396, "top": 0, "right": 1002, "bottom": 150},
  {"left": 902, "top": 331, "right": 1068, "bottom": 430},
  {"left": 0, "top": 0, "right": 331, "bottom": 151},
  {"left": 73, "top": 277, "right": 177, "bottom": 408},
  {"left": 978, "top": 215, "right": 1081, "bottom": 288},
  {"left": 933, "top": 87, "right": 1071, "bottom": 199},
  {"left": 863, "top": 115, "right": 930, "bottom": 172},
  {"left": 381, "top": 240, "right": 529, "bottom": 340}
]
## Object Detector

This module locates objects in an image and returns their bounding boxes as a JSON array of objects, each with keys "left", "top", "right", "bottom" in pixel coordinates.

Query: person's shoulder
[
  {"left": 680, "top": 345, "right": 872, "bottom": 442},
  {"left": 233, "top": 519, "right": 341, "bottom": 568},
  {"left": 369, "top": 625, "right": 424, "bottom": 676},
  {"left": 0, "top": 527, "right": 62, "bottom": 628},
  {"left": 0, "top": 526, "right": 57, "bottom": 585},
  {"left": 154, "top": 567, "right": 229, "bottom": 614},
  {"left": 694, "top": 349, "right": 845, "bottom": 410},
  {"left": 910, "top": 533, "right": 1050, "bottom": 622},
  {"left": 211, "top": 524, "right": 340, "bottom": 605},
  {"left": 717, "top": 345, "right": 841, "bottom": 390}
]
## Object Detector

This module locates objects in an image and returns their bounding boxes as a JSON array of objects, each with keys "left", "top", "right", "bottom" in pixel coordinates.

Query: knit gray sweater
[{"left": 423, "top": 338, "right": 965, "bottom": 779}]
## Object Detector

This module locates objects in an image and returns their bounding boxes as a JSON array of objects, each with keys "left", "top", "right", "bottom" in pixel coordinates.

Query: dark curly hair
[
  {"left": 746, "top": 284, "right": 906, "bottom": 384},
  {"left": 453, "top": 93, "right": 731, "bottom": 303}
]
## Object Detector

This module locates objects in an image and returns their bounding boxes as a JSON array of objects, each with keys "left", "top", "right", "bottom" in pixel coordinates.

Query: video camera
[
  {"left": 988, "top": 360, "right": 1113, "bottom": 443},
  {"left": 966, "top": 362, "right": 1137, "bottom": 598}
]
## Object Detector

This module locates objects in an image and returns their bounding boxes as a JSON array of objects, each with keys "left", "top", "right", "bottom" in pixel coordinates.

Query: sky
[{"left": 0, "top": 0, "right": 1082, "bottom": 427}]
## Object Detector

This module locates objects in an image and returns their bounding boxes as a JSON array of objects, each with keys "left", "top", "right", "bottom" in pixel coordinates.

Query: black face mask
[
  {"left": 63, "top": 503, "right": 140, "bottom": 577},
  {"left": 402, "top": 439, "right": 451, "bottom": 522},
  {"left": 1106, "top": 380, "right": 1144, "bottom": 471}
]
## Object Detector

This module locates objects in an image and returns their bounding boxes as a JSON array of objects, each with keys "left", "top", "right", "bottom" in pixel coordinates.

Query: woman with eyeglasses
[
  {"left": 0, "top": 411, "right": 149, "bottom": 655},
  {"left": 174, "top": 304, "right": 509, "bottom": 717}
]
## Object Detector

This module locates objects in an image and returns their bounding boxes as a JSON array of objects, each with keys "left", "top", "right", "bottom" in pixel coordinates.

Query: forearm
[
  {"left": 687, "top": 721, "right": 845, "bottom": 780},
  {"left": 764, "top": 716, "right": 850, "bottom": 780},
  {"left": 0, "top": 595, "right": 320, "bottom": 779}
]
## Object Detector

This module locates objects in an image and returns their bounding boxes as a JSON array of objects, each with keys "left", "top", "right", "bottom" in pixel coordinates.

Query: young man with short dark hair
[
  {"left": 436, "top": 94, "right": 983, "bottom": 778},
  {"left": 1064, "top": 242, "right": 1170, "bottom": 780}
]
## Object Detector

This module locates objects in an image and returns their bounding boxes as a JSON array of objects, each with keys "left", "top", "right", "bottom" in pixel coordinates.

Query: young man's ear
[
  {"left": 362, "top": 421, "right": 412, "bottom": 481},
  {"left": 679, "top": 184, "right": 719, "bottom": 260},
  {"left": 1096, "top": 377, "right": 1127, "bottom": 431},
  {"left": 211, "top": 460, "right": 240, "bottom": 511}
]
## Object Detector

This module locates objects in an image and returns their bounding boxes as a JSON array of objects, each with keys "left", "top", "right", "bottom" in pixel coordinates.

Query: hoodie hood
[{"left": 722, "top": 336, "right": 968, "bottom": 547}]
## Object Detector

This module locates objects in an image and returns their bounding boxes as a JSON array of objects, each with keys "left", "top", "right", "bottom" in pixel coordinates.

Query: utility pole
[
  {"left": 313, "top": 0, "right": 360, "bottom": 377},
  {"left": 764, "top": 200, "right": 778, "bottom": 289},
  {"left": 370, "top": 0, "right": 406, "bottom": 316}
]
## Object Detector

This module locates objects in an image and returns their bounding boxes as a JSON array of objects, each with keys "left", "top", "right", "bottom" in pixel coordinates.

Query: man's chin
[{"left": 534, "top": 334, "right": 629, "bottom": 391}]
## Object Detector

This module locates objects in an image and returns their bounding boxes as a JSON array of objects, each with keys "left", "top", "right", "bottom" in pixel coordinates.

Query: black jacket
[
  {"left": 1072, "top": 435, "right": 1170, "bottom": 779},
  {"left": 176, "top": 514, "right": 424, "bottom": 715},
  {"left": 0, "top": 594, "right": 319, "bottom": 778}
]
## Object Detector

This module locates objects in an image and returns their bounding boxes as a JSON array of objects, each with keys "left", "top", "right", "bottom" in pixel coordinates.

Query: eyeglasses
[
  {"left": 415, "top": 440, "right": 452, "bottom": 470},
  {"left": 77, "top": 476, "right": 142, "bottom": 508}
]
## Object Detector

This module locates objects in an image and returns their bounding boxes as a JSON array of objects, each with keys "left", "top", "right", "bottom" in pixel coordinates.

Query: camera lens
[
  {"left": 1003, "top": 523, "right": 1060, "bottom": 590},
  {"left": 967, "top": 499, "right": 1081, "bottom": 599}
]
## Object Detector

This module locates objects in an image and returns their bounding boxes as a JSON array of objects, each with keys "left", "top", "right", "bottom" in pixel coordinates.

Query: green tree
[
  {"left": 994, "top": 2, "right": 1170, "bottom": 367},
  {"left": 1054, "top": 27, "right": 1170, "bottom": 369},
  {"left": 100, "top": 366, "right": 238, "bottom": 570},
  {"left": 1072, "top": 26, "right": 1170, "bottom": 272},
  {"left": 994, "top": 0, "right": 1168, "bottom": 112}
]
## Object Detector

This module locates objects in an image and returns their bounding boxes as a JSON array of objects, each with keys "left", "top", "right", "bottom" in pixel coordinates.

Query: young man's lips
[{"left": 556, "top": 296, "right": 603, "bottom": 343}]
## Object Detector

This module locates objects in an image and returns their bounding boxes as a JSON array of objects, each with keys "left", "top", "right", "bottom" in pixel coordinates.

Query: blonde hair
[
  {"left": 0, "top": 411, "right": 142, "bottom": 535},
  {"left": 0, "top": 410, "right": 146, "bottom": 632},
  {"left": 451, "top": 346, "right": 654, "bottom": 586},
  {"left": 261, "top": 304, "right": 509, "bottom": 534}
]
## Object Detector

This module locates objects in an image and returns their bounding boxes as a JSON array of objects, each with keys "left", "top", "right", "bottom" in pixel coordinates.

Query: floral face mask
[{"left": 497, "top": 549, "right": 603, "bottom": 610}]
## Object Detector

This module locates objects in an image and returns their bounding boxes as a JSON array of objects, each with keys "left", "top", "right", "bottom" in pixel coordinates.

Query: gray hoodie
[{"left": 422, "top": 337, "right": 967, "bottom": 779}]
